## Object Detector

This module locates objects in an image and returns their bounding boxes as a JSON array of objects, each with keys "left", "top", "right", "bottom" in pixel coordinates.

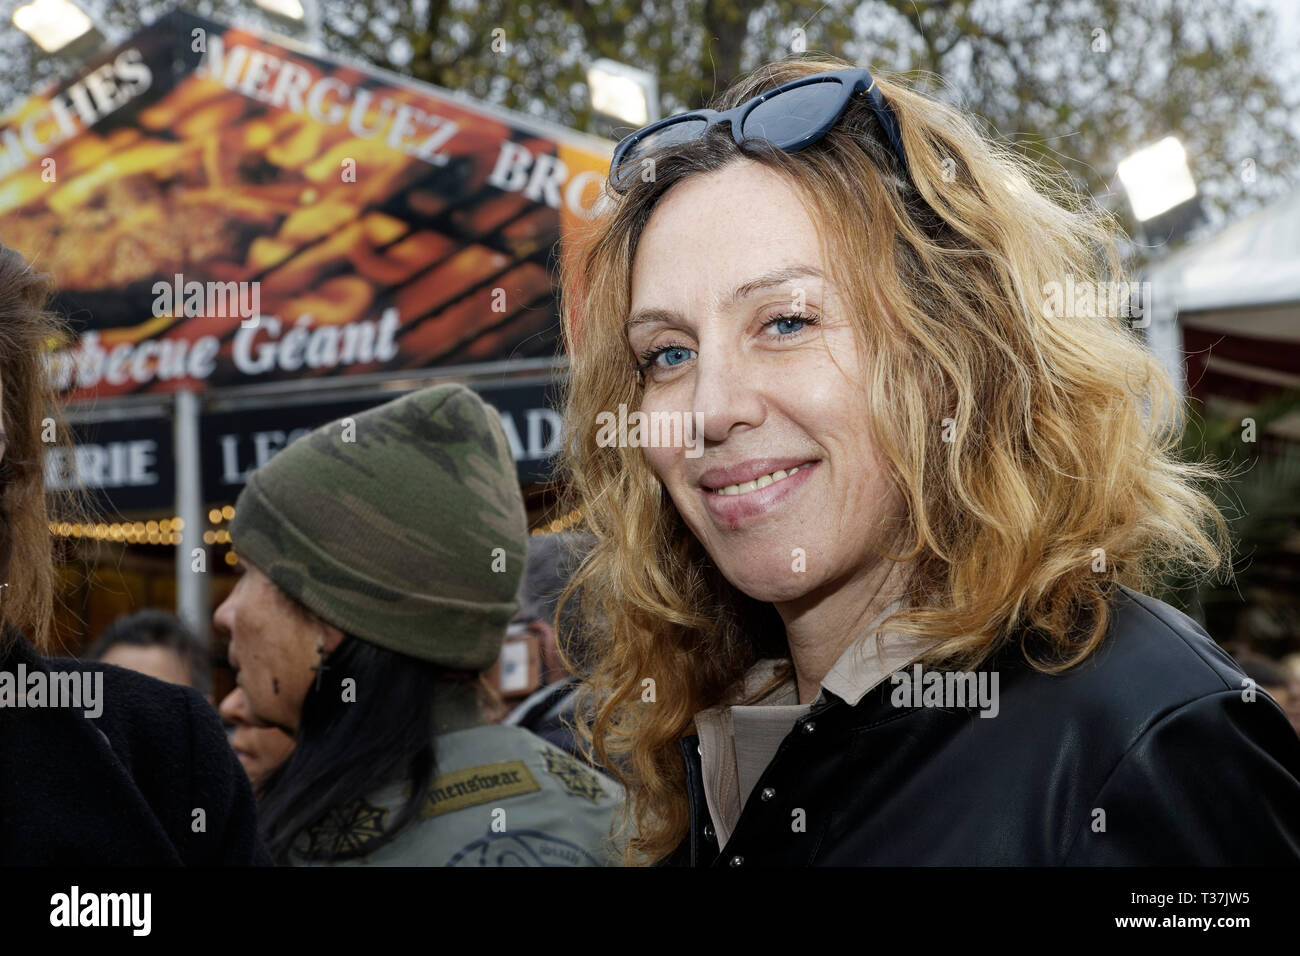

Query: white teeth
[{"left": 712, "top": 464, "right": 805, "bottom": 496}]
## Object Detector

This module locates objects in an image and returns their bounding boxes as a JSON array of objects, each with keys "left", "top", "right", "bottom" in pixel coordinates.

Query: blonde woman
[{"left": 559, "top": 55, "right": 1300, "bottom": 865}]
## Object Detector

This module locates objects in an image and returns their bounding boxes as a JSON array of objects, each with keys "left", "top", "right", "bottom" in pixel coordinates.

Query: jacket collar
[
  {"left": 694, "top": 597, "right": 940, "bottom": 724},
  {"left": 819, "top": 600, "right": 942, "bottom": 707}
]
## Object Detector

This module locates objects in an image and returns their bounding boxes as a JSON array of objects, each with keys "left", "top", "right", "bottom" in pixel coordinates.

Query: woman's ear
[{"left": 319, "top": 621, "right": 345, "bottom": 655}]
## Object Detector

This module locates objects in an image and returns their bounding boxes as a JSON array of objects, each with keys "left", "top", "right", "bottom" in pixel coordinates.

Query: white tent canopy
[
  {"left": 1142, "top": 189, "right": 1300, "bottom": 404},
  {"left": 1147, "top": 188, "right": 1300, "bottom": 313}
]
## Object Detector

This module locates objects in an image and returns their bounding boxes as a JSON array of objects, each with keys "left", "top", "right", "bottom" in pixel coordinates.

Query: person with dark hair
[
  {"left": 215, "top": 384, "right": 623, "bottom": 866},
  {"left": 89, "top": 609, "right": 211, "bottom": 694},
  {"left": 503, "top": 532, "right": 598, "bottom": 759},
  {"left": 0, "top": 243, "right": 271, "bottom": 865}
]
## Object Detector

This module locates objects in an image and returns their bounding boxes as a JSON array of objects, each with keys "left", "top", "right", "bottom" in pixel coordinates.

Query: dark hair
[
  {"left": 517, "top": 531, "right": 597, "bottom": 671},
  {"left": 257, "top": 635, "right": 443, "bottom": 863},
  {"left": 87, "top": 609, "right": 211, "bottom": 691}
]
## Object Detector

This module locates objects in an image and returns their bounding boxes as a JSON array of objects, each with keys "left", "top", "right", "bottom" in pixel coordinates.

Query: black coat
[
  {"left": 0, "top": 629, "right": 273, "bottom": 865},
  {"left": 664, "top": 586, "right": 1300, "bottom": 866}
]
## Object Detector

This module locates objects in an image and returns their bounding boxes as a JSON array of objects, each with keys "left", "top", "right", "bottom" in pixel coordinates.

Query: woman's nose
[
  {"left": 692, "top": 348, "right": 767, "bottom": 444},
  {"left": 218, "top": 688, "right": 247, "bottom": 724}
]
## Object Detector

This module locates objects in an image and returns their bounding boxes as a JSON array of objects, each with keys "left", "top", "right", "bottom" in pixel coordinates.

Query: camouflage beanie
[{"left": 229, "top": 384, "right": 528, "bottom": 671}]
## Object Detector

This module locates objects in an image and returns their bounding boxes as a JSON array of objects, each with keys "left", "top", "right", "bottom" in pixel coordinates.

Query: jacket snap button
[
  {"left": 760, "top": 787, "right": 776, "bottom": 801},
  {"left": 703, "top": 824, "right": 714, "bottom": 840},
  {"left": 801, "top": 721, "right": 816, "bottom": 734},
  {"left": 729, "top": 855, "right": 744, "bottom": 867}
]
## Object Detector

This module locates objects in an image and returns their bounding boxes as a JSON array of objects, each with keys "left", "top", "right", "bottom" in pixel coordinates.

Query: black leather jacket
[{"left": 663, "top": 586, "right": 1300, "bottom": 866}]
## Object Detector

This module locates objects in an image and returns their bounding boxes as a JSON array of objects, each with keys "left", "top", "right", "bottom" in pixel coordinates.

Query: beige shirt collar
[{"left": 693, "top": 599, "right": 939, "bottom": 848}]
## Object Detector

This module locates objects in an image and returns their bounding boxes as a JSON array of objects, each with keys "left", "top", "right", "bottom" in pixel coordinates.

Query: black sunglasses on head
[{"left": 608, "top": 66, "right": 907, "bottom": 193}]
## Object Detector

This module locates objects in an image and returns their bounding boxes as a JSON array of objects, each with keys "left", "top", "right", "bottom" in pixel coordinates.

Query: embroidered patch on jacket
[
  {"left": 299, "top": 798, "right": 389, "bottom": 860},
  {"left": 421, "top": 760, "right": 540, "bottom": 818},
  {"left": 447, "top": 829, "right": 601, "bottom": 867},
  {"left": 540, "top": 749, "right": 607, "bottom": 804}
]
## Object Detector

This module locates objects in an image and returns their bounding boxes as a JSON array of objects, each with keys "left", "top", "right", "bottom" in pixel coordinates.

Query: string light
[
  {"left": 49, "top": 516, "right": 199, "bottom": 547},
  {"left": 49, "top": 510, "right": 222, "bottom": 546},
  {"left": 530, "top": 508, "right": 584, "bottom": 536}
]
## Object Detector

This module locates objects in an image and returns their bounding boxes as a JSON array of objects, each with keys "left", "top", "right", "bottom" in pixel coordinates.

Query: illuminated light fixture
[
  {"left": 1116, "top": 137, "right": 1197, "bottom": 223},
  {"left": 225, "top": 551, "right": 239, "bottom": 566},
  {"left": 253, "top": 0, "right": 305, "bottom": 20},
  {"left": 208, "top": 508, "right": 223, "bottom": 524},
  {"left": 222, "top": 505, "right": 236, "bottom": 521},
  {"left": 252, "top": 0, "right": 321, "bottom": 48},
  {"left": 587, "top": 58, "right": 660, "bottom": 127},
  {"left": 173, "top": 517, "right": 185, "bottom": 531},
  {"left": 12, "top": 0, "right": 93, "bottom": 53}
]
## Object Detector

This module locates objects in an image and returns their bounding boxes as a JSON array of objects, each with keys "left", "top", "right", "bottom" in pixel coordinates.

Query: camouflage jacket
[{"left": 288, "top": 720, "right": 624, "bottom": 867}]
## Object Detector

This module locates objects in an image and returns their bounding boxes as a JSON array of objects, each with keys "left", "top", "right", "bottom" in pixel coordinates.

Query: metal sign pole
[{"left": 174, "top": 388, "right": 210, "bottom": 694}]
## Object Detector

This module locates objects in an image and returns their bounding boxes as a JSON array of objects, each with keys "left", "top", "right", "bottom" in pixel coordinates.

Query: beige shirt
[{"left": 692, "top": 600, "right": 938, "bottom": 847}]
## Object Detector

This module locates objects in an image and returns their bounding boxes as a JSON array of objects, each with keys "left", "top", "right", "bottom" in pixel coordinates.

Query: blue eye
[
  {"left": 634, "top": 314, "right": 819, "bottom": 375},
  {"left": 636, "top": 344, "right": 696, "bottom": 372},
  {"left": 766, "top": 313, "right": 818, "bottom": 335}
]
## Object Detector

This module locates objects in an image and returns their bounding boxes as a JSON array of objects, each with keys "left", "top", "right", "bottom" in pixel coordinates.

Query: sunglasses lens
[
  {"left": 742, "top": 79, "right": 845, "bottom": 149},
  {"left": 612, "top": 117, "right": 710, "bottom": 188}
]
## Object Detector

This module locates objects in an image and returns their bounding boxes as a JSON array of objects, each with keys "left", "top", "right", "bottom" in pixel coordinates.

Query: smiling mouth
[{"left": 707, "top": 463, "right": 813, "bottom": 496}]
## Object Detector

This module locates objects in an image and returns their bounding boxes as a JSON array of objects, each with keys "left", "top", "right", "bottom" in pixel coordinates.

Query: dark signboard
[
  {"left": 54, "top": 379, "right": 565, "bottom": 516},
  {"left": 45, "top": 415, "right": 175, "bottom": 514}
]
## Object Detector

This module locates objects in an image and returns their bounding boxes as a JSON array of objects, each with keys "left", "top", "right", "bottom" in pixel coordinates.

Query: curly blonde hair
[{"left": 556, "top": 54, "right": 1230, "bottom": 864}]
